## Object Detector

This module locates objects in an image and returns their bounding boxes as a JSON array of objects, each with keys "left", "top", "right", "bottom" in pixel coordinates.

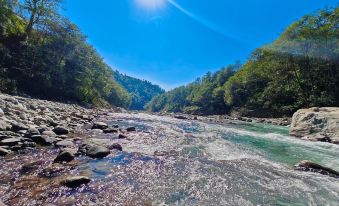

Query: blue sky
[{"left": 63, "top": 0, "right": 338, "bottom": 90}]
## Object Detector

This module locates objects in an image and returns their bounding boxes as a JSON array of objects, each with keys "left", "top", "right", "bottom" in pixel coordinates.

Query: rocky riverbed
[{"left": 0, "top": 93, "right": 338, "bottom": 205}]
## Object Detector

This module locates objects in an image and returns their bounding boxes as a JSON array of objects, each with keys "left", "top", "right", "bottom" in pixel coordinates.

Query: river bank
[{"left": 1, "top": 93, "right": 338, "bottom": 205}]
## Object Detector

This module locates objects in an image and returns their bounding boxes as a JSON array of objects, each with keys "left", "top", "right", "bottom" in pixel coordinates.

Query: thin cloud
[{"left": 167, "top": 0, "right": 250, "bottom": 45}]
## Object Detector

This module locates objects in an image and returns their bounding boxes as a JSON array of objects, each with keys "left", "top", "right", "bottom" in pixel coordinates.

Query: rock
[
  {"left": 126, "top": 127, "right": 136, "bottom": 132},
  {"left": 290, "top": 107, "right": 339, "bottom": 144},
  {"left": 86, "top": 144, "right": 110, "bottom": 158},
  {"left": 31, "top": 135, "right": 56, "bottom": 146},
  {"left": 0, "top": 108, "right": 4, "bottom": 116},
  {"left": 0, "top": 120, "right": 11, "bottom": 131},
  {"left": 53, "top": 126, "right": 69, "bottom": 135},
  {"left": 301, "top": 133, "right": 332, "bottom": 143},
  {"left": 54, "top": 148, "right": 75, "bottom": 163},
  {"left": 11, "top": 122, "right": 29, "bottom": 132},
  {"left": 103, "top": 128, "right": 118, "bottom": 134},
  {"left": 0, "top": 147, "right": 11, "bottom": 156},
  {"left": 55, "top": 140, "right": 74, "bottom": 148},
  {"left": 294, "top": 160, "right": 339, "bottom": 178},
  {"left": 174, "top": 115, "right": 188, "bottom": 120},
  {"left": 42, "top": 130, "right": 57, "bottom": 137},
  {"left": 0, "top": 138, "right": 22, "bottom": 147},
  {"left": 118, "top": 134, "right": 127, "bottom": 139},
  {"left": 92, "top": 122, "right": 108, "bottom": 130},
  {"left": 25, "top": 127, "right": 40, "bottom": 137},
  {"left": 61, "top": 176, "right": 91, "bottom": 188},
  {"left": 109, "top": 143, "right": 122, "bottom": 151}
]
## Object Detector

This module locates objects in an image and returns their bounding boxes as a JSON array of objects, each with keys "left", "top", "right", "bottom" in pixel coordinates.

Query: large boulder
[{"left": 290, "top": 107, "right": 339, "bottom": 144}]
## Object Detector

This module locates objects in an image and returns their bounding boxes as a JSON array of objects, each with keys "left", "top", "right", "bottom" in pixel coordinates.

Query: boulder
[
  {"left": 290, "top": 107, "right": 339, "bottom": 144},
  {"left": 92, "top": 122, "right": 108, "bottom": 130},
  {"left": 25, "top": 127, "right": 40, "bottom": 137},
  {"left": 42, "top": 130, "right": 57, "bottom": 137},
  {"left": 54, "top": 148, "right": 76, "bottom": 163},
  {"left": 103, "top": 128, "right": 118, "bottom": 134},
  {"left": 294, "top": 160, "right": 339, "bottom": 178},
  {"left": 118, "top": 134, "right": 127, "bottom": 139},
  {"left": 55, "top": 140, "right": 74, "bottom": 148},
  {"left": 86, "top": 144, "right": 110, "bottom": 158},
  {"left": 11, "top": 122, "right": 29, "bottom": 132},
  {"left": 53, "top": 126, "right": 69, "bottom": 135},
  {"left": 0, "top": 138, "right": 22, "bottom": 147},
  {"left": 109, "top": 143, "right": 123, "bottom": 151},
  {"left": 174, "top": 115, "right": 188, "bottom": 120},
  {"left": 0, "top": 120, "right": 11, "bottom": 131},
  {"left": 0, "top": 108, "right": 4, "bottom": 116},
  {"left": 126, "top": 127, "right": 136, "bottom": 132},
  {"left": 61, "top": 176, "right": 91, "bottom": 188},
  {"left": 31, "top": 135, "right": 56, "bottom": 146},
  {"left": 0, "top": 147, "right": 11, "bottom": 156}
]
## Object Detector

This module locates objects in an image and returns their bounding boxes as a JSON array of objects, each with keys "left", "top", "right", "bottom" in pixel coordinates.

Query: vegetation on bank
[
  {"left": 0, "top": 0, "right": 162, "bottom": 109},
  {"left": 146, "top": 8, "right": 339, "bottom": 117}
]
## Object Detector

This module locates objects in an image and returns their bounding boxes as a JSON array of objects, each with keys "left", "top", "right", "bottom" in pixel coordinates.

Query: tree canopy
[{"left": 147, "top": 8, "right": 339, "bottom": 117}]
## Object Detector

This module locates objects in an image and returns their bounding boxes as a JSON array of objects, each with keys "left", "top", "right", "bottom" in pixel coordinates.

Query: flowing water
[{"left": 1, "top": 113, "right": 339, "bottom": 205}]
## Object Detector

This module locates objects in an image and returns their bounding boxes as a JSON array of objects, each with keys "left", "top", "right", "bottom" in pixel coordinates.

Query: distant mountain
[{"left": 113, "top": 71, "right": 165, "bottom": 110}]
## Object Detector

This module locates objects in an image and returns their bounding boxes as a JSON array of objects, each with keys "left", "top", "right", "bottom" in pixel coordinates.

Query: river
[{"left": 1, "top": 113, "right": 339, "bottom": 205}]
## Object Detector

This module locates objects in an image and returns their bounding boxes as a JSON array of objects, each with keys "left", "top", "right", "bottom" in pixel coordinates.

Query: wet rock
[
  {"left": 126, "top": 127, "right": 136, "bottom": 132},
  {"left": 0, "top": 138, "right": 22, "bottom": 147},
  {"left": 31, "top": 135, "right": 56, "bottom": 146},
  {"left": 109, "top": 143, "right": 123, "bottom": 151},
  {"left": 103, "top": 128, "right": 118, "bottom": 134},
  {"left": 92, "top": 122, "right": 108, "bottom": 130},
  {"left": 11, "top": 122, "right": 29, "bottom": 132},
  {"left": 0, "top": 147, "right": 11, "bottom": 156},
  {"left": 118, "top": 134, "right": 127, "bottom": 139},
  {"left": 0, "top": 120, "right": 11, "bottom": 131},
  {"left": 174, "top": 115, "right": 188, "bottom": 120},
  {"left": 294, "top": 160, "right": 339, "bottom": 178},
  {"left": 53, "top": 126, "right": 69, "bottom": 135},
  {"left": 86, "top": 144, "right": 110, "bottom": 158},
  {"left": 61, "top": 176, "right": 91, "bottom": 188},
  {"left": 55, "top": 140, "right": 75, "bottom": 148},
  {"left": 54, "top": 148, "right": 75, "bottom": 163}
]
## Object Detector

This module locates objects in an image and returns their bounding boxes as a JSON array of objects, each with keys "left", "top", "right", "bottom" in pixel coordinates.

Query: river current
[{"left": 1, "top": 113, "right": 339, "bottom": 205}]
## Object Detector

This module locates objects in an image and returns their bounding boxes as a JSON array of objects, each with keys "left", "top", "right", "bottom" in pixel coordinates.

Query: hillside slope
[
  {"left": 147, "top": 8, "right": 339, "bottom": 117},
  {"left": 113, "top": 71, "right": 164, "bottom": 110}
]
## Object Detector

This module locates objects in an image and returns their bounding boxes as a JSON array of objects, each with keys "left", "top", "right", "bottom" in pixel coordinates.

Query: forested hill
[
  {"left": 113, "top": 71, "right": 164, "bottom": 110},
  {"left": 0, "top": 0, "right": 162, "bottom": 109},
  {"left": 146, "top": 8, "right": 339, "bottom": 117}
]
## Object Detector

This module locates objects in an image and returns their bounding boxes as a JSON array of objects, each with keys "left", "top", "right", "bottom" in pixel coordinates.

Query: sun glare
[{"left": 135, "top": 0, "right": 167, "bottom": 10}]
